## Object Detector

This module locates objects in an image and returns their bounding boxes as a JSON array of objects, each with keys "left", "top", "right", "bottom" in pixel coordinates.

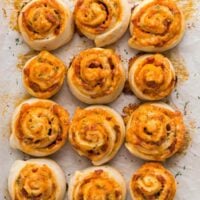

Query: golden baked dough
[
  {"left": 69, "top": 106, "right": 125, "bottom": 165},
  {"left": 8, "top": 159, "right": 66, "bottom": 200},
  {"left": 67, "top": 48, "right": 126, "bottom": 104},
  {"left": 18, "top": 0, "right": 74, "bottom": 50},
  {"left": 23, "top": 51, "right": 66, "bottom": 99},
  {"left": 128, "top": 54, "right": 176, "bottom": 100},
  {"left": 74, "top": 0, "right": 131, "bottom": 47},
  {"left": 128, "top": 0, "right": 185, "bottom": 52},
  {"left": 10, "top": 99, "right": 70, "bottom": 156},
  {"left": 130, "top": 162, "right": 176, "bottom": 200},
  {"left": 68, "top": 166, "right": 126, "bottom": 200},
  {"left": 125, "top": 103, "right": 185, "bottom": 161}
]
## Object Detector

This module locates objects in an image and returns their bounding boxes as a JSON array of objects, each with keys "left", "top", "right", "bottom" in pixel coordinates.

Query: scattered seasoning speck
[
  {"left": 184, "top": 101, "right": 190, "bottom": 115},
  {"left": 175, "top": 171, "right": 182, "bottom": 178},
  {"left": 15, "top": 38, "right": 20, "bottom": 45},
  {"left": 2, "top": 8, "right": 7, "bottom": 18},
  {"left": 175, "top": 89, "right": 179, "bottom": 99},
  {"left": 66, "top": 183, "right": 68, "bottom": 191}
]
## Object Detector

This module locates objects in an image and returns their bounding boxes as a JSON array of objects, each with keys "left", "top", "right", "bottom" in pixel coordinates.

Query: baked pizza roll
[
  {"left": 67, "top": 48, "right": 126, "bottom": 104},
  {"left": 8, "top": 159, "right": 66, "bottom": 200},
  {"left": 23, "top": 51, "right": 66, "bottom": 99},
  {"left": 128, "top": 0, "right": 185, "bottom": 52},
  {"left": 69, "top": 106, "right": 125, "bottom": 165},
  {"left": 10, "top": 98, "right": 70, "bottom": 157},
  {"left": 130, "top": 162, "right": 176, "bottom": 200},
  {"left": 128, "top": 54, "right": 176, "bottom": 100},
  {"left": 68, "top": 166, "right": 126, "bottom": 200},
  {"left": 125, "top": 103, "right": 185, "bottom": 161},
  {"left": 18, "top": 0, "right": 74, "bottom": 51},
  {"left": 74, "top": 0, "right": 131, "bottom": 47}
]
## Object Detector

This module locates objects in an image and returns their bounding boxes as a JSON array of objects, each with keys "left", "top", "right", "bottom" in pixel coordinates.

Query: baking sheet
[{"left": 0, "top": 0, "right": 200, "bottom": 199}]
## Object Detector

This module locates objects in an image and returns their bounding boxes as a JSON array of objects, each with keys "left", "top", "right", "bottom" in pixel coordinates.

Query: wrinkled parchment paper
[{"left": 0, "top": 0, "right": 200, "bottom": 199}]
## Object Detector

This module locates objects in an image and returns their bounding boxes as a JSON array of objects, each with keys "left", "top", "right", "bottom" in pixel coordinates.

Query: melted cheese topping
[
  {"left": 129, "top": 0, "right": 185, "bottom": 51},
  {"left": 21, "top": 0, "right": 66, "bottom": 40},
  {"left": 14, "top": 163, "right": 57, "bottom": 200},
  {"left": 69, "top": 106, "right": 125, "bottom": 165},
  {"left": 129, "top": 54, "right": 176, "bottom": 100},
  {"left": 74, "top": 0, "right": 122, "bottom": 36},
  {"left": 23, "top": 51, "right": 66, "bottom": 99},
  {"left": 67, "top": 48, "right": 125, "bottom": 104},
  {"left": 125, "top": 103, "right": 185, "bottom": 161},
  {"left": 69, "top": 167, "right": 126, "bottom": 200},
  {"left": 11, "top": 99, "right": 69, "bottom": 156},
  {"left": 130, "top": 163, "right": 176, "bottom": 200}
]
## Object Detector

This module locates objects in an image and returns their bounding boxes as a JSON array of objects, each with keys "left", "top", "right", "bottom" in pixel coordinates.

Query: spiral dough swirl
[
  {"left": 67, "top": 48, "right": 125, "bottom": 104},
  {"left": 74, "top": 0, "right": 131, "bottom": 47},
  {"left": 130, "top": 162, "right": 176, "bottom": 200},
  {"left": 128, "top": 54, "right": 176, "bottom": 100},
  {"left": 23, "top": 51, "right": 66, "bottom": 99},
  {"left": 69, "top": 106, "right": 125, "bottom": 165},
  {"left": 18, "top": 0, "right": 74, "bottom": 50},
  {"left": 125, "top": 103, "right": 185, "bottom": 161},
  {"left": 10, "top": 99, "right": 70, "bottom": 157},
  {"left": 68, "top": 166, "right": 126, "bottom": 200},
  {"left": 128, "top": 0, "right": 185, "bottom": 52},
  {"left": 8, "top": 159, "right": 66, "bottom": 200}
]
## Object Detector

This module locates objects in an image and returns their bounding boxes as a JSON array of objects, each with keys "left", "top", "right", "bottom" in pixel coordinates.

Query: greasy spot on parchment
[
  {"left": 189, "top": 120, "right": 197, "bottom": 130},
  {"left": 0, "top": 94, "right": 11, "bottom": 117},
  {"left": 174, "top": 0, "right": 197, "bottom": 21},
  {"left": 0, "top": 94, "right": 13, "bottom": 139},
  {"left": 17, "top": 50, "right": 37, "bottom": 70},
  {"left": 164, "top": 51, "right": 189, "bottom": 85},
  {"left": 9, "top": 0, "right": 31, "bottom": 31},
  {"left": 14, "top": 93, "right": 31, "bottom": 107}
]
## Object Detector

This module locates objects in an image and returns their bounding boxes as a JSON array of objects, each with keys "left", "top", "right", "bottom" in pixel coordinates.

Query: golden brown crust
[
  {"left": 128, "top": 0, "right": 185, "bottom": 52},
  {"left": 14, "top": 163, "right": 57, "bottom": 199},
  {"left": 69, "top": 166, "right": 126, "bottom": 200},
  {"left": 73, "top": 0, "right": 131, "bottom": 47},
  {"left": 128, "top": 54, "right": 176, "bottom": 100},
  {"left": 125, "top": 103, "right": 185, "bottom": 161},
  {"left": 69, "top": 106, "right": 125, "bottom": 165},
  {"left": 67, "top": 48, "right": 125, "bottom": 104},
  {"left": 130, "top": 162, "right": 176, "bottom": 200},
  {"left": 74, "top": 0, "right": 122, "bottom": 36},
  {"left": 11, "top": 99, "right": 70, "bottom": 156},
  {"left": 23, "top": 51, "right": 66, "bottom": 99},
  {"left": 21, "top": 0, "right": 66, "bottom": 40}
]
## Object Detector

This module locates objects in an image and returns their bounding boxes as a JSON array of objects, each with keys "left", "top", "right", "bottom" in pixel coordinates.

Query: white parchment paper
[{"left": 0, "top": 0, "right": 200, "bottom": 199}]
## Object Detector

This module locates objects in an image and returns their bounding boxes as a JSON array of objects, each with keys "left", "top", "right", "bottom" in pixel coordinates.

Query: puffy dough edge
[
  {"left": 128, "top": 0, "right": 185, "bottom": 52},
  {"left": 67, "top": 48, "right": 126, "bottom": 104},
  {"left": 83, "top": 105, "right": 125, "bottom": 165},
  {"left": 10, "top": 98, "right": 66, "bottom": 157},
  {"left": 128, "top": 54, "right": 176, "bottom": 100},
  {"left": 8, "top": 159, "right": 66, "bottom": 200},
  {"left": 22, "top": 54, "right": 65, "bottom": 99},
  {"left": 125, "top": 102, "right": 176, "bottom": 161},
  {"left": 18, "top": 0, "right": 74, "bottom": 51},
  {"left": 68, "top": 166, "right": 126, "bottom": 200},
  {"left": 95, "top": 0, "right": 131, "bottom": 47},
  {"left": 129, "top": 162, "right": 177, "bottom": 200}
]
